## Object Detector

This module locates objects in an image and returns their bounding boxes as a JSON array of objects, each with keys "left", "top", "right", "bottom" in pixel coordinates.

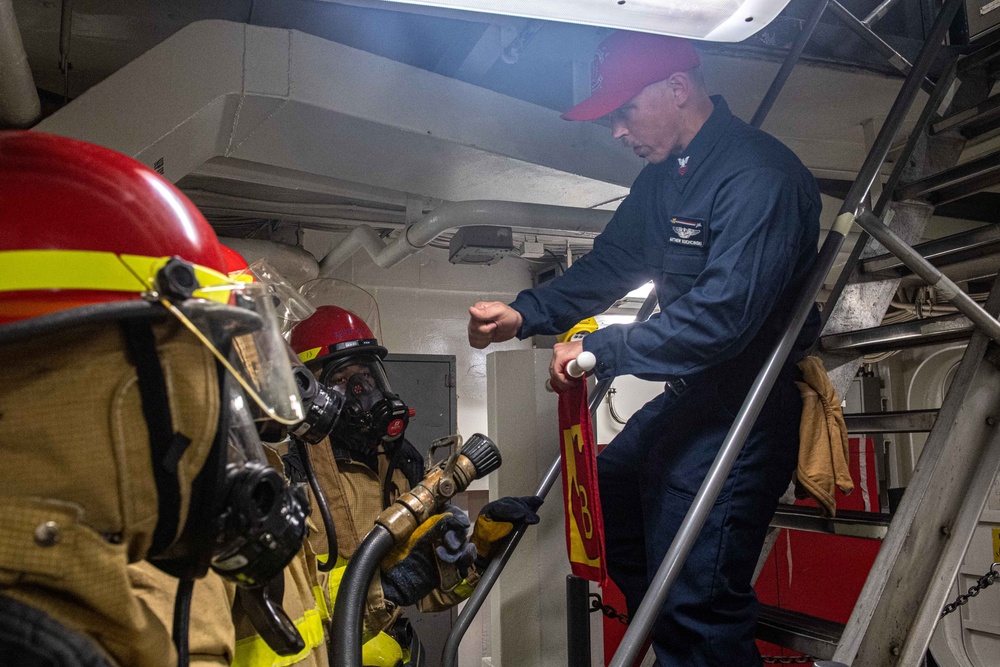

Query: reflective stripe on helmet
[
  {"left": 297, "top": 347, "right": 323, "bottom": 363},
  {"left": 0, "top": 249, "right": 235, "bottom": 304}
]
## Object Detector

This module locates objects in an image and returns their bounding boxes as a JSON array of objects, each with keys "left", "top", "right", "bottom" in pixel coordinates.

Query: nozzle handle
[{"left": 461, "top": 433, "right": 502, "bottom": 479}]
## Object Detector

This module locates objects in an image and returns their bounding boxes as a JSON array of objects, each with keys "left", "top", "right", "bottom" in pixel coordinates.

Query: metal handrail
[
  {"left": 820, "top": 57, "right": 959, "bottom": 322},
  {"left": 750, "top": 0, "right": 830, "bottom": 129},
  {"left": 607, "top": 1, "right": 962, "bottom": 664}
]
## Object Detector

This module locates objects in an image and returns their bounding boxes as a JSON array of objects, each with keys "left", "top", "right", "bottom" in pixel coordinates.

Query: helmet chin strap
[
  {"left": 119, "top": 319, "right": 192, "bottom": 564},
  {"left": 119, "top": 318, "right": 200, "bottom": 667}
]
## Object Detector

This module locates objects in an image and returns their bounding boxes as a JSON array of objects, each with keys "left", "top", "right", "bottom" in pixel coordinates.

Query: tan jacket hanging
[{"left": 794, "top": 355, "right": 854, "bottom": 517}]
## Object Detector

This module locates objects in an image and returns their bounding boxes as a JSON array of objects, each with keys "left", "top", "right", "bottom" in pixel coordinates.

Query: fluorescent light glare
[
  {"left": 626, "top": 281, "right": 654, "bottom": 300},
  {"left": 377, "top": 0, "right": 791, "bottom": 42}
]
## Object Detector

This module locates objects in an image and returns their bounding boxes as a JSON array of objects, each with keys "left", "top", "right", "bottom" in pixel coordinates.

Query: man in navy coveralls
[{"left": 468, "top": 31, "right": 822, "bottom": 666}]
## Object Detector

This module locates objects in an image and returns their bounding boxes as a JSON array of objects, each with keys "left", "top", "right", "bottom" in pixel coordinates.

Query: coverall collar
[{"left": 667, "top": 95, "right": 732, "bottom": 192}]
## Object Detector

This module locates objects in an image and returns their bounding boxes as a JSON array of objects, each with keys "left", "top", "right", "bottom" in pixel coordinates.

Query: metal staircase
[
  {"left": 744, "top": 1, "right": 1000, "bottom": 664},
  {"left": 442, "top": 1, "right": 1000, "bottom": 666}
]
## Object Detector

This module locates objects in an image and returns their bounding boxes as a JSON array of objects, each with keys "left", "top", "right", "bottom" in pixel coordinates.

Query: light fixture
[{"left": 376, "top": 0, "right": 793, "bottom": 42}]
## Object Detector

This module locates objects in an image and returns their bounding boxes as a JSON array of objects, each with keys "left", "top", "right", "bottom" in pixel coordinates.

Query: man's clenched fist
[{"left": 467, "top": 302, "right": 522, "bottom": 349}]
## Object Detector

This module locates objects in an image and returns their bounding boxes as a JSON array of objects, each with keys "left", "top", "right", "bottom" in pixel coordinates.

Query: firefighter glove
[
  {"left": 381, "top": 510, "right": 476, "bottom": 607},
  {"left": 471, "top": 496, "right": 543, "bottom": 563}
]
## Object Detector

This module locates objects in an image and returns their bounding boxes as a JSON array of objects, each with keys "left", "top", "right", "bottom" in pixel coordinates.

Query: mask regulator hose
[{"left": 330, "top": 433, "right": 501, "bottom": 667}]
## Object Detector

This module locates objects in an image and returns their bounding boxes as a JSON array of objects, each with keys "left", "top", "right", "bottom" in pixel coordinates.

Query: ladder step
[
  {"left": 756, "top": 605, "right": 843, "bottom": 660},
  {"left": 894, "top": 151, "right": 1000, "bottom": 205},
  {"left": 819, "top": 314, "right": 973, "bottom": 354},
  {"left": 931, "top": 92, "right": 1000, "bottom": 140},
  {"left": 844, "top": 409, "right": 937, "bottom": 434},
  {"left": 770, "top": 506, "right": 890, "bottom": 540},
  {"left": 861, "top": 224, "right": 1000, "bottom": 277}
]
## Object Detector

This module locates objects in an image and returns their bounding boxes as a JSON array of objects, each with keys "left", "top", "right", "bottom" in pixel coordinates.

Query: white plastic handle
[
  {"left": 545, "top": 351, "right": 597, "bottom": 392},
  {"left": 566, "top": 351, "right": 596, "bottom": 378}
]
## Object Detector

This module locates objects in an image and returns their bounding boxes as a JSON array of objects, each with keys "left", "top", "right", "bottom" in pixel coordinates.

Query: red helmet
[
  {"left": 290, "top": 305, "right": 387, "bottom": 369},
  {"left": 220, "top": 245, "right": 250, "bottom": 277},
  {"left": 0, "top": 131, "right": 227, "bottom": 326}
]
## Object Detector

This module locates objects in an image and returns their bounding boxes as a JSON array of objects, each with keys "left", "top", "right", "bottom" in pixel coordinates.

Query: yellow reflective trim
[
  {"left": 362, "top": 632, "right": 404, "bottom": 667},
  {"left": 233, "top": 607, "right": 326, "bottom": 667},
  {"left": 313, "top": 584, "right": 330, "bottom": 622},
  {"left": 118, "top": 254, "right": 234, "bottom": 304},
  {"left": 326, "top": 556, "right": 350, "bottom": 608},
  {"left": 0, "top": 249, "right": 237, "bottom": 304},
  {"left": 298, "top": 347, "right": 322, "bottom": 363},
  {"left": 0, "top": 250, "right": 147, "bottom": 293}
]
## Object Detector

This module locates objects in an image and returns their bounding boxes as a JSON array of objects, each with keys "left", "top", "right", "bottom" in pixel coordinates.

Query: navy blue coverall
[{"left": 510, "top": 97, "right": 822, "bottom": 666}]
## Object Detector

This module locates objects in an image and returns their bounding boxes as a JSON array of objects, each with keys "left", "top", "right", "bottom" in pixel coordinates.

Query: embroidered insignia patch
[
  {"left": 591, "top": 46, "right": 608, "bottom": 92},
  {"left": 677, "top": 156, "right": 690, "bottom": 176},
  {"left": 669, "top": 217, "right": 704, "bottom": 247}
]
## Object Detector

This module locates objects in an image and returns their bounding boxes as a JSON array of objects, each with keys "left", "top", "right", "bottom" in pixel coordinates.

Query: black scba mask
[
  {"left": 322, "top": 357, "right": 409, "bottom": 451},
  {"left": 147, "top": 369, "right": 309, "bottom": 587},
  {"left": 208, "top": 378, "right": 309, "bottom": 587},
  {"left": 138, "top": 298, "right": 309, "bottom": 587}
]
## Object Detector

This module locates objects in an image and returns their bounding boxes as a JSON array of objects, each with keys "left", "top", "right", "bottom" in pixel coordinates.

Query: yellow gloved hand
[{"left": 471, "top": 496, "right": 543, "bottom": 563}]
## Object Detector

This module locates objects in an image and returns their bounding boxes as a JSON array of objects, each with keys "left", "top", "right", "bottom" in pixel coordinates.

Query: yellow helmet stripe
[
  {"left": 0, "top": 249, "right": 234, "bottom": 304},
  {"left": 298, "top": 347, "right": 322, "bottom": 363}
]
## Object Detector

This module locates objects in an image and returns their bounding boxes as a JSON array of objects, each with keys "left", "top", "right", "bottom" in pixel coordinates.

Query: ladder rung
[
  {"left": 931, "top": 93, "right": 1000, "bottom": 139},
  {"left": 955, "top": 36, "right": 1000, "bottom": 75},
  {"left": 819, "top": 314, "right": 973, "bottom": 354},
  {"left": 755, "top": 605, "right": 843, "bottom": 660},
  {"left": 844, "top": 409, "right": 937, "bottom": 434},
  {"left": 861, "top": 224, "right": 1000, "bottom": 276},
  {"left": 770, "top": 506, "right": 890, "bottom": 540},
  {"left": 895, "top": 151, "right": 1000, "bottom": 205}
]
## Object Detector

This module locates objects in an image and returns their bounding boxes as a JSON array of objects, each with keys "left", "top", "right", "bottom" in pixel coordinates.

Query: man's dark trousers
[{"left": 598, "top": 365, "right": 802, "bottom": 666}]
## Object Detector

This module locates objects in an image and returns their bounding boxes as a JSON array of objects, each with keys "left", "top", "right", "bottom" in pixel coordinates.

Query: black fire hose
[{"left": 329, "top": 525, "right": 395, "bottom": 667}]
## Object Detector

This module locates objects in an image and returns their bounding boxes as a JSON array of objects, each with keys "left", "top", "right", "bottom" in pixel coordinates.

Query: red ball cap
[{"left": 561, "top": 31, "right": 700, "bottom": 122}]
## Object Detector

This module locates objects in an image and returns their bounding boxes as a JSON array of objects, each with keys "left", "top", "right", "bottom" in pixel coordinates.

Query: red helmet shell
[
  {"left": 290, "top": 305, "right": 387, "bottom": 368},
  {"left": 220, "top": 245, "right": 250, "bottom": 277},
  {"left": 0, "top": 131, "right": 226, "bottom": 325}
]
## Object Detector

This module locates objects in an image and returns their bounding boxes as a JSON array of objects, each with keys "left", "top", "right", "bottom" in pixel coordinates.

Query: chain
[
  {"left": 588, "top": 593, "right": 629, "bottom": 626},
  {"left": 941, "top": 562, "right": 999, "bottom": 617},
  {"left": 761, "top": 656, "right": 815, "bottom": 664}
]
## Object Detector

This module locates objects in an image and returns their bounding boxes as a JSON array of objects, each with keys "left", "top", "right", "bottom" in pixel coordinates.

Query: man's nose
[{"left": 611, "top": 121, "right": 628, "bottom": 140}]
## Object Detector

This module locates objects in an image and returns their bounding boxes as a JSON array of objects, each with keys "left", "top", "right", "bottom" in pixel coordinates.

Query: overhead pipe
[
  {"left": 219, "top": 238, "right": 320, "bottom": 287},
  {"left": 317, "top": 200, "right": 613, "bottom": 276},
  {"left": 0, "top": 0, "right": 42, "bottom": 128}
]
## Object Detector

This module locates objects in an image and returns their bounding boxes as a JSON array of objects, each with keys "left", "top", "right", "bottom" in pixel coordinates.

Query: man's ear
[{"left": 668, "top": 72, "right": 692, "bottom": 106}]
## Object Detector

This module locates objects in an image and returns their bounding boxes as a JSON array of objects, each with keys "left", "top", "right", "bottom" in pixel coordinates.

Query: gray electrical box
[
  {"left": 381, "top": 353, "right": 457, "bottom": 460},
  {"left": 962, "top": 0, "right": 1000, "bottom": 42},
  {"left": 448, "top": 226, "right": 514, "bottom": 265}
]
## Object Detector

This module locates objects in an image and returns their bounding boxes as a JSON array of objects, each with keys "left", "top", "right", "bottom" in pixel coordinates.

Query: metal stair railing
[{"left": 833, "top": 274, "right": 1000, "bottom": 666}]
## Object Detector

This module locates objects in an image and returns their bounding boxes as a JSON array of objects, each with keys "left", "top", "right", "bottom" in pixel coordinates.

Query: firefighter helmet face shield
[
  {"left": 242, "top": 259, "right": 316, "bottom": 335},
  {"left": 150, "top": 261, "right": 304, "bottom": 426}
]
